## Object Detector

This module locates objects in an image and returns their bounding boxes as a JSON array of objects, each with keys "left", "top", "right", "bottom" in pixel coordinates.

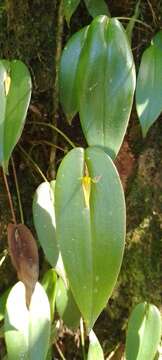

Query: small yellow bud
[
  {"left": 82, "top": 175, "right": 91, "bottom": 208},
  {"left": 4, "top": 73, "right": 11, "bottom": 96}
]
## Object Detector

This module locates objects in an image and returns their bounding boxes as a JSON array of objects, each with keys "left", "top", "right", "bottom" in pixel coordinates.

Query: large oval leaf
[
  {"left": 0, "top": 60, "right": 31, "bottom": 173},
  {"left": 59, "top": 26, "right": 88, "bottom": 124},
  {"left": 136, "top": 31, "right": 162, "bottom": 137},
  {"left": 56, "top": 277, "right": 80, "bottom": 330},
  {"left": 84, "top": 0, "right": 110, "bottom": 18},
  {"left": 126, "top": 302, "right": 161, "bottom": 360},
  {"left": 5, "top": 281, "right": 51, "bottom": 360},
  {"left": 76, "top": 16, "right": 136, "bottom": 159},
  {"left": 55, "top": 147, "right": 125, "bottom": 330},
  {"left": 33, "top": 181, "right": 59, "bottom": 267},
  {"left": 87, "top": 330, "right": 104, "bottom": 360}
]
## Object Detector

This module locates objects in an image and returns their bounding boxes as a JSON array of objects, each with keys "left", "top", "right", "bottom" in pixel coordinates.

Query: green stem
[
  {"left": 28, "top": 139, "right": 66, "bottom": 152},
  {"left": 2, "top": 170, "right": 16, "bottom": 224},
  {"left": 11, "top": 156, "right": 24, "bottom": 224},
  {"left": 80, "top": 318, "right": 86, "bottom": 360},
  {"left": 18, "top": 144, "right": 48, "bottom": 182},
  {"left": 116, "top": 17, "right": 153, "bottom": 31},
  {"left": 27, "top": 121, "right": 75, "bottom": 149}
]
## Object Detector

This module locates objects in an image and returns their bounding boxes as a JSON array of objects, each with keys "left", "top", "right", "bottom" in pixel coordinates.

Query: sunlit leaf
[
  {"left": 33, "top": 181, "right": 59, "bottom": 267},
  {"left": 59, "top": 17, "right": 135, "bottom": 152},
  {"left": 63, "top": 0, "right": 80, "bottom": 25},
  {"left": 42, "top": 269, "right": 57, "bottom": 320},
  {"left": 136, "top": 31, "right": 162, "bottom": 137},
  {"left": 56, "top": 277, "right": 80, "bottom": 330},
  {"left": 84, "top": 0, "right": 110, "bottom": 18},
  {"left": 5, "top": 282, "right": 51, "bottom": 360},
  {"left": 126, "top": 302, "right": 161, "bottom": 360},
  {"left": 0, "top": 60, "right": 31, "bottom": 173},
  {"left": 87, "top": 330, "right": 104, "bottom": 360},
  {"left": 55, "top": 147, "right": 125, "bottom": 330},
  {"left": 59, "top": 26, "right": 88, "bottom": 124},
  {"left": 76, "top": 16, "right": 136, "bottom": 159}
]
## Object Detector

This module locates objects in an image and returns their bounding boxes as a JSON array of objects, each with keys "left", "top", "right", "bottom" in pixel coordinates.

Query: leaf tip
[{"left": 141, "top": 126, "right": 148, "bottom": 139}]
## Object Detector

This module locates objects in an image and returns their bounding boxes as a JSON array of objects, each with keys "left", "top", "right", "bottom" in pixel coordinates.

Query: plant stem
[
  {"left": 18, "top": 144, "right": 48, "bottom": 182},
  {"left": 55, "top": 342, "right": 66, "bottom": 360},
  {"left": 116, "top": 17, "right": 153, "bottom": 31},
  {"left": 0, "top": 249, "right": 8, "bottom": 267},
  {"left": 28, "top": 121, "right": 75, "bottom": 149},
  {"left": 80, "top": 318, "right": 86, "bottom": 360},
  {"left": 49, "top": 0, "right": 64, "bottom": 178},
  {"left": 11, "top": 156, "right": 24, "bottom": 224},
  {"left": 28, "top": 139, "right": 66, "bottom": 152},
  {"left": 2, "top": 170, "right": 16, "bottom": 224}
]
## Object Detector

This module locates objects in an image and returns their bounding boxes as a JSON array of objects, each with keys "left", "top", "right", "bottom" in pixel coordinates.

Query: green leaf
[
  {"left": 55, "top": 147, "right": 125, "bottom": 330},
  {"left": 0, "top": 287, "right": 11, "bottom": 321},
  {"left": 87, "top": 330, "right": 104, "bottom": 360},
  {"left": 56, "top": 277, "right": 80, "bottom": 330},
  {"left": 42, "top": 269, "right": 57, "bottom": 321},
  {"left": 55, "top": 253, "right": 68, "bottom": 285},
  {"left": 59, "top": 16, "right": 135, "bottom": 151},
  {"left": 0, "top": 60, "right": 32, "bottom": 173},
  {"left": 136, "top": 31, "right": 162, "bottom": 137},
  {"left": 84, "top": 0, "right": 110, "bottom": 18},
  {"left": 5, "top": 281, "right": 51, "bottom": 360},
  {"left": 63, "top": 0, "right": 80, "bottom": 25},
  {"left": 59, "top": 26, "right": 88, "bottom": 124},
  {"left": 76, "top": 16, "right": 136, "bottom": 159},
  {"left": 42, "top": 270, "right": 57, "bottom": 360},
  {"left": 126, "top": 302, "right": 161, "bottom": 360},
  {"left": 0, "top": 60, "right": 6, "bottom": 168},
  {"left": 33, "top": 181, "right": 59, "bottom": 267}
]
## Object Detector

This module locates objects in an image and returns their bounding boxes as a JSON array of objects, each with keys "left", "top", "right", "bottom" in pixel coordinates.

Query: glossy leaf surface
[
  {"left": 55, "top": 147, "right": 125, "bottom": 330},
  {"left": 77, "top": 16, "right": 136, "bottom": 159},
  {"left": 126, "top": 302, "right": 161, "bottom": 360},
  {"left": 84, "top": 0, "right": 110, "bottom": 18},
  {"left": 56, "top": 277, "right": 80, "bottom": 330},
  {"left": 87, "top": 330, "right": 104, "bottom": 360},
  {"left": 63, "top": 0, "right": 80, "bottom": 24},
  {"left": 42, "top": 269, "right": 57, "bottom": 320},
  {"left": 5, "top": 282, "right": 51, "bottom": 360},
  {"left": 59, "top": 26, "right": 88, "bottom": 124},
  {"left": 0, "top": 60, "right": 31, "bottom": 172},
  {"left": 33, "top": 181, "right": 59, "bottom": 267},
  {"left": 136, "top": 31, "right": 162, "bottom": 137}
]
